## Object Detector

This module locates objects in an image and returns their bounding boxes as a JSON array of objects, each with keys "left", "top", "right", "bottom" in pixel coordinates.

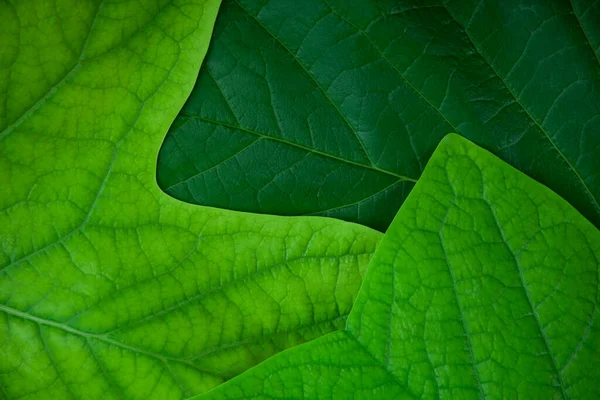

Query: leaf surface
[
  {"left": 0, "top": 1, "right": 381, "bottom": 398},
  {"left": 157, "top": 0, "right": 600, "bottom": 231},
  {"left": 196, "top": 134, "right": 600, "bottom": 399}
]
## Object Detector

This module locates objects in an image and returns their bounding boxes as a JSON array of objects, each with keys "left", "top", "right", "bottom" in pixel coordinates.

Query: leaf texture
[
  {"left": 157, "top": 0, "right": 600, "bottom": 231},
  {"left": 0, "top": 0, "right": 382, "bottom": 398},
  {"left": 196, "top": 134, "right": 600, "bottom": 399}
]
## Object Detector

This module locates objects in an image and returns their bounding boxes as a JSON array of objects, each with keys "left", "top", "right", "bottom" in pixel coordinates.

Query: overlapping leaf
[
  {"left": 196, "top": 134, "right": 600, "bottom": 399},
  {"left": 158, "top": 0, "right": 600, "bottom": 231},
  {"left": 0, "top": 1, "right": 382, "bottom": 398}
]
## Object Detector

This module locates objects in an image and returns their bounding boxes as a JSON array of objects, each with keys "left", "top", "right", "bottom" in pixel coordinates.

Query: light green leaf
[
  {"left": 196, "top": 134, "right": 600, "bottom": 399},
  {"left": 157, "top": 0, "right": 600, "bottom": 231},
  {"left": 0, "top": 1, "right": 381, "bottom": 398}
]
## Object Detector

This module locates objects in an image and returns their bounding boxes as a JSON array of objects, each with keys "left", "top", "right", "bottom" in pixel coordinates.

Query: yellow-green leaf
[{"left": 0, "top": 1, "right": 381, "bottom": 398}]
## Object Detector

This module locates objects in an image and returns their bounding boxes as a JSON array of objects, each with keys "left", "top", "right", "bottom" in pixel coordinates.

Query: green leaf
[
  {"left": 195, "top": 134, "right": 600, "bottom": 399},
  {"left": 0, "top": 1, "right": 381, "bottom": 398},
  {"left": 157, "top": 0, "right": 600, "bottom": 232}
]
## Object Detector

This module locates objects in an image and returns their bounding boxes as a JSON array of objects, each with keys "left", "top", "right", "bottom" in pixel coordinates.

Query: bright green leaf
[
  {"left": 0, "top": 1, "right": 381, "bottom": 398},
  {"left": 195, "top": 134, "right": 600, "bottom": 399},
  {"left": 157, "top": 0, "right": 600, "bottom": 231}
]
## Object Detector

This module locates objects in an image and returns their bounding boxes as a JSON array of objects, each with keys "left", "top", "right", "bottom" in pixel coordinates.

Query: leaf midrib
[
  {"left": 439, "top": 196, "right": 485, "bottom": 399},
  {"left": 199, "top": 0, "right": 598, "bottom": 224},
  {"left": 569, "top": 0, "right": 600, "bottom": 68},
  {"left": 341, "top": 330, "right": 419, "bottom": 399},
  {"left": 165, "top": 113, "right": 416, "bottom": 193},
  {"left": 233, "top": 0, "right": 376, "bottom": 167},
  {"left": 1, "top": 1, "right": 182, "bottom": 272},
  {"left": 0, "top": 303, "right": 225, "bottom": 378},
  {"left": 325, "top": 0, "right": 599, "bottom": 217},
  {"left": 481, "top": 189, "right": 568, "bottom": 398},
  {"left": 0, "top": 303, "right": 350, "bottom": 379},
  {"left": 442, "top": 4, "right": 600, "bottom": 216},
  {"left": 0, "top": 0, "right": 104, "bottom": 139}
]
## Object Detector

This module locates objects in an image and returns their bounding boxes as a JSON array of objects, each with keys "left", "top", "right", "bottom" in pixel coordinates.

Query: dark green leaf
[{"left": 158, "top": 0, "right": 600, "bottom": 231}]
